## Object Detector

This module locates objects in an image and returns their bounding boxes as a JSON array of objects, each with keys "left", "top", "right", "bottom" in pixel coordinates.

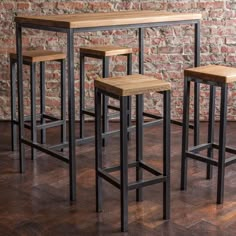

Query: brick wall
[{"left": 0, "top": 0, "right": 236, "bottom": 121}]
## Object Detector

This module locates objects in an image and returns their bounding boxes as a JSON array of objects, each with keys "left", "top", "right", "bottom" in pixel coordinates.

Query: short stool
[
  {"left": 181, "top": 65, "right": 236, "bottom": 204},
  {"left": 95, "top": 74, "right": 171, "bottom": 232},
  {"left": 10, "top": 50, "right": 66, "bottom": 161},
  {"left": 79, "top": 46, "right": 132, "bottom": 143}
]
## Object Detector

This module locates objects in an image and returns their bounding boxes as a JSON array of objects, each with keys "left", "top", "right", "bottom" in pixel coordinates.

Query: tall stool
[
  {"left": 79, "top": 46, "right": 132, "bottom": 143},
  {"left": 10, "top": 50, "right": 66, "bottom": 160},
  {"left": 95, "top": 74, "right": 171, "bottom": 232},
  {"left": 181, "top": 65, "right": 236, "bottom": 204}
]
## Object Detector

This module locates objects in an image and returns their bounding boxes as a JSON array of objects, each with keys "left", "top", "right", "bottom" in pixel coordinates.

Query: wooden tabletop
[{"left": 15, "top": 11, "right": 201, "bottom": 29}]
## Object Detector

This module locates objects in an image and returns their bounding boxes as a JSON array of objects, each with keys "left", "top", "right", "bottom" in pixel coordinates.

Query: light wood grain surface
[
  {"left": 15, "top": 11, "right": 201, "bottom": 29},
  {"left": 10, "top": 50, "right": 66, "bottom": 63},
  {"left": 80, "top": 46, "right": 132, "bottom": 57},
  {"left": 95, "top": 74, "right": 171, "bottom": 96},
  {"left": 185, "top": 65, "right": 236, "bottom": 84}
]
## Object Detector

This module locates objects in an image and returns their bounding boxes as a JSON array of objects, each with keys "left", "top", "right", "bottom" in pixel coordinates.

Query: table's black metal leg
[
  {"left": 61, "top": 59, "right": 66, "bottom": 150},
  {"left": 67, "top": 29, "right": 76, "bottom": 201},
  {"left": 194, "top": 22, "right": 200, "bottom": 146},
  {"left": 138, "top": 28, "right": 144, "bottom": 75},
  {"left": 102, "top": 56, "right": 109, "bottom": 146},
  {"left": 120, "top": 96, "right": 128, "bottom": 232},
  {"left": 163, "top": 90, "right": 171, "bottom": 220},
  {"left": 10, "top": 59, "right": 17, "bottom": 151},
  {"left": 127, "top": 53, "right": 132, "bottom": 140},
  {"left": 79, "top": 53, "right": 85, "bottom": 139},
  {"left": 136, "top": 94, "right": 143, "bottom": 202},
  {"left": 40, "top": 61, "right": 46, "bottom": 144},
  {"left": 181, "top": 77, "right": 191, "bottom": 190},
  {"left": 30, "top": 63, "right": 37, "bottom": 160},
  {"left": 16, "top": 23, "right": 25, "bottom": 173},
  {"left": 207, "top": 85, "right": 215, "bottom": 179},
  {"left": 217, "top": 84, "right": 227, "bottom": 204},
  {"left": 95, "top": 88, "right": 103, "bottom": 212}
]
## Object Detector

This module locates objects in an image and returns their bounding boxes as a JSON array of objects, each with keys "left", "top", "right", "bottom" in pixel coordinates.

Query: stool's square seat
[
  {"left": 184, "top": 65, "right": 236, "bottom": 84},
  {"left": 10, "top": 50, "right": 66, "bottom": 63},
  {"left": 95, "top": 74, "right": 171, "bottom": 96},
  {"left": 80, "top": 45, "right": 133, "bottom": 57}
]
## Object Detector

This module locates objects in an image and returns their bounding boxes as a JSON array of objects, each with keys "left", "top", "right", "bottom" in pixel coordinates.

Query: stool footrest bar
[
  {"left": 225, "top": 155, "right": 236, "bottom": 167},
  {"left": 21, "top": 138, "right": 69, "bottom": 163},
  {"left": 98, "top": 169, "right": 120, "bottom": 189},
  {"left": 186, "top": 151, "right": 218, "bottom": 166},
  {"left": 188, "top": 143, "right": 212, "bottom": 153},
  {"left": 212, "top": 143, "right": 236, "bottom": 155},
  {"left": 139, "top": 161, "right": 162, "bottom": 176},
  {"left": 128, "top": 176, "right": 166, "bottom": 190}
]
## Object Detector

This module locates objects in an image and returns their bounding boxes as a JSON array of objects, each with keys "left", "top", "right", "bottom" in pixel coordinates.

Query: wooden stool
[
  {"left": 95, "top": 74, "right": 171, "bottom": 232},
  {"left": 181, "top": 65, "right": 236, "bottom": 204},
  {"left": 79, "top": 46, "right": 133, "bottom": 144},
  {"left": 10, "top": 50, "right": 66, "bottom": 161}
]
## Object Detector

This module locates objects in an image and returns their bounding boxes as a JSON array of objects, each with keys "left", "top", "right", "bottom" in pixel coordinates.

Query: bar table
[{"left": 15, "top": 11, "right": 201, "bottom": 201}]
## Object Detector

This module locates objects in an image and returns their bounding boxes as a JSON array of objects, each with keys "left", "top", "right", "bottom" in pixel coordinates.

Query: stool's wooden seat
[
  {"left": 185, "top": 65, "right": 236, "bottom": 84},
  {"left": 80, "top": 46, "right": 133, "bottom": 57},
  {"left": 10, "top": 50, "right": 66, "bottom": 63},
  {"left": 95, "top": 74, "right": 171, "bottom": 96}
]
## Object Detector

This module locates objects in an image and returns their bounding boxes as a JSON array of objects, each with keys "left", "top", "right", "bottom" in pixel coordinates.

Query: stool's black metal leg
[
  {"left": 127, "top": 53, "right": 132, "bottom": 140},
  {"left": 136, "top": 94, "right": 143, "bottom": 202},
  {"left": 163, "top": 90, "right": 171, "bottom": 220},
  {"left": 181, "top": 77, "right": 191, "bottom": 190},
  {"left": 102, "top": 56, "right": 109, "bottom": 146},
  {"left": 40, "top": 62, "right": 46, "bottom": 144},
  {"left": 194, "top": 22, "right": 200, "bottom": 146},
  {"left": 30, "top": 63, "right": 37, "bottom": 160},
  {"left": 138, "top": 28, "right": 144, "bottom": 75},
  {"left": 79, "top": 53, "right": 85, "bottom": 139},
  {"left": 10, "top": 60, "right": 17, "bottom": 151},
  {"left": 217, "top": 84, "right": 227, "bottom": 204},
  {"left": 95, "top": 88, "right": 103, "bottom": 212},
  {"left": 61, "top": 59, "right": 66, "bottom": 150},
  {"left": 120, "top": 96, "right": 128, "bottom": 232},
  {"left": 207, "top": 85, "right": 216, "bottom": 179},
  {"left": 67, "top": 28, "right": 76, "bottom": 201},
  {"left": 16, "top": 23, "right": 25, "bottom": 173}
]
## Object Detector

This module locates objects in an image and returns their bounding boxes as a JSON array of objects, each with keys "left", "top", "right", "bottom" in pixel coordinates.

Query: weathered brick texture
[{"left": 0, "top": 0, "right": 236, "bottom": 121}]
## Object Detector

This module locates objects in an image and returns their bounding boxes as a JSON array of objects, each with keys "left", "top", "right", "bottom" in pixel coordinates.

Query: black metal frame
[
  {"left": 79, "top": 51, "right": 132, "bottom": 145},
  {"left": 11, "top": 53, "right": 67, "bottom": 166},
  {"left": 95, "top": 87, "right": 170, "bottom": 232},
  {"left": 16, "top": 19, "right": 200, "bottom": 201},
  {"left": 181, "top": 75, "right": 236, "bottom": 204}
]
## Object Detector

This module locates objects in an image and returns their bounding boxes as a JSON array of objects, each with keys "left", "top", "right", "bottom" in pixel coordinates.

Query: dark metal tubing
[
  {"left": 212, "top": 143, "right": 236, "bottom": 155},
  {"left": 136, "top": 94, "right": 143, "bottom": 202},
  {"left": 98, "top": 169, "right": 120, "bottom": 189},
  {"left": 40, "top": 62, "right": 46, "bottom": 144},
  {"left": 194, "top": 22, "right": 201, "bottom": 146},
  {"left": 61, "top": 59, "right": 67, "bottom": 150},
  {"left": 103, "top": 161, "right": 138, "bottom": 173},
  {"left": 36, "top": 120, "right": 64, "bottom": 129},
  {"left": 207, "top": 85, "right": 216, "bottom": 179},
  {"left": 102, "top": 56, "right": 109, "bottom": 146},
  {"left": 139, "top": 161, "right": 162, "bottom": 176},
  {"left": 163, "top": 90, "right": 171, "bottom": 220},
  {"left": 107, "top": 105, "right": 120, "bottom": 111},
  {"left": 95, "top": 88, "right": 103, "bottom": 212},
  {"left": 21, "top": 138, "right": 69, "bottom": 163},
  {"left": 127, "top": 53, "right": 132, "bottom": 140},
  {"left": 225, "top": 155, "right": 236, "bottom": 167},
  {"left": 82, "top": 110, "right": 95, "bottom": 117},
  {"left": 120, "top": 96, "right": 128, "bottom": 232},
  {"left": 10, "top": 59, "right": 17, "bottom": 151},
  {"left": 16, "top": 23, "right": 25, "bottom": 173},
  {"left": 186, "top": 152, "right": 218, "bottom": 166},
  {"left": 138, "top": 28, "right": 144, "bottom": 74},
  {"left": 188, "top": 143, "right": 212, "bottom": 153},
  {"left": 79, "top": 53, "right": 85, "bottom": 139},
  {"left": 67, "top": 28, "right": 76, "bottom": 201},
  {"left": 217, "top": 85, "right": 227, "bottom": 204},
  {"left": 30, "top": 63, "right": 37, "bottom": 160},
  {"left": 128, "top": 176, "right": 166, "bottom": 191},
  {"left": 181, "top": 77, "right": 191, "bottom": 190}
]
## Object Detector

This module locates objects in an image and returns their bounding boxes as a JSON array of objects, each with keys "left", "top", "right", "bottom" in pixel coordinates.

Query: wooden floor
[{"left": 0, "top": 121, "right": 236, "bottom": 235}]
